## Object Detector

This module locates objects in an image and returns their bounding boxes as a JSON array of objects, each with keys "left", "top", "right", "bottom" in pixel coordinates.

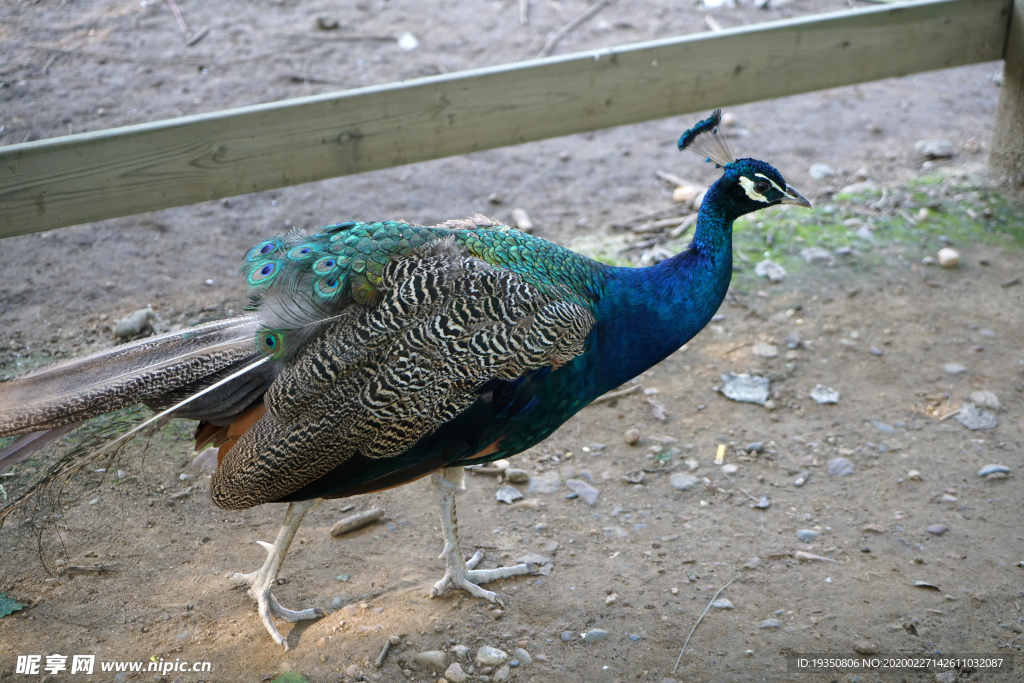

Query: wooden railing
[{"left": 0, "top": 0, "right": 1013, "bottom": 238}]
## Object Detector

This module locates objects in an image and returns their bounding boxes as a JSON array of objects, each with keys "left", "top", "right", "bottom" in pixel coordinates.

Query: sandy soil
[{"left": 1, "top": 1, "right": 1023, "bottom": 682}]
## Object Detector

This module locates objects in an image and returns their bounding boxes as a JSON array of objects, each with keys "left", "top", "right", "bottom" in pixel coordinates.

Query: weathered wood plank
[
  {"left": 990, "top": 0, "right": 1024, "bottom": 182},
  {"left": 0, "top": 0, "right": 1009, "bottom": 237}
]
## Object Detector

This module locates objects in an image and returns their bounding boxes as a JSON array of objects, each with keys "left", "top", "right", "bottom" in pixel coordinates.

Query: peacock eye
[{"left": 754, "top": 180, "right": 771, "bottom": 195}]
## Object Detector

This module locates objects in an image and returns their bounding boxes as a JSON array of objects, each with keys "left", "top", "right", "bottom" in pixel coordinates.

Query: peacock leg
[
  {"left": 228, "top": 498, "right": 325, "bottom": 649},
  {"left": 428, "top": 467, "right": 532, "bottom": 606}
]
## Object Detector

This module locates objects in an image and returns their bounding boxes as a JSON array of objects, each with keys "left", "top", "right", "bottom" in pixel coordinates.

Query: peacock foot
[
  {"left": 429, "top": 546, "right": 532, "bottom": 606},
  {"left": 227, "top": 499, "right": 324, "bottom": 649}
]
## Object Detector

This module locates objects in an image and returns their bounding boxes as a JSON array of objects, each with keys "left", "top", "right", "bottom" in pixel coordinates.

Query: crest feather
[{"left": 677, "top": 109, "right": 735, "bottom": 168}]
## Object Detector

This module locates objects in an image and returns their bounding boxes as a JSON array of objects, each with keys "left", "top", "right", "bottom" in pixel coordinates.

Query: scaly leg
[
  {"left": 428, "top": 467, "right": 532, "bottom": 605},
  {"left": 228, "top": 498, "right": 325, "bottom": 649}
]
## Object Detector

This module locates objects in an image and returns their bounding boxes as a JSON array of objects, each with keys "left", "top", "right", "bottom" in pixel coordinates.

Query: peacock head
[{"left": 678, "top": 110, "right": 811, "bottom": 217}]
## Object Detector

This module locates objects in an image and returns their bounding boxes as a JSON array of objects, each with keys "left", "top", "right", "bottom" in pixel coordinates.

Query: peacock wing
[{"left": 211, "top": 237, "right": 595, "bottom": 510}]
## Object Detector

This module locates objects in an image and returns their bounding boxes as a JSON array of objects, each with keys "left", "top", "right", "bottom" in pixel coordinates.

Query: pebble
[
  {"left": 495, "top": 485, "right": 524, "bottom": 504},
  {"left": 969, "top": 390, "right": 1000, "bottom": 410},
  {"left": 759, "top": 619, "right": 783, "bottom": 629},
  {"left": 873, "top": 421, "right": 896, "bottom": 434},
  {"left": 744, "top": 442, "right": 764, "bottom": 453},
  {"left": 862, "top": 524, "right": 885, "bottom": 534},
  {"left": 827, "top": 458, "right": 854, "bottom": 477},
  {"left": 565, "top": 479, "right": 599, "bottom": 505},
  {"left": 853, "top": 642, "right": 879, "bottom": 655},
  {"left": 711, "top": 598, "right": 734, "bottom": 609},
  {"left": 623, "top": 428, "right": 640, "bottom": 445},
  {"left": 935, "top": 671, "right": 958, "bottom": 683},
  {"left": 926, "top": 524, "right": 949, "bottom": 536},
  {"left": 396, "top": 32, "right": 419, "bottom": 51},
  {"left": 116, "top": 469, "right": 127, "bottom": 480},
  {"left": 444, "top": 663, "right": 468, "bottom": 683},
  {"left": 670, "top": 473, "right": 700, "bottom": 491},
  {"left": 754, "top": 259, "right": 786, "bottom": 282},
  {"left": 331, "top": 597, "right": 343, "bottom": 609},
  {"left": 793, "top": 473, "right": 807, "bottom": 487},
  {"left": 415, "top": 651, "right": 447, "bottom": 671},
  {"left": 527, "top": 471, "right": 561, "bottom": 494},
  {"left": 937, "top": 247, "right": 960, "bottom": 267},
  {"left": 336, "top": 574, "right": 350, "bottom": 582},
  {"left": 346, "top": 665, "right": 360, "bottom": 677},
  {"left": 810, "top": 385, "right": 840, "bottom": 404},
  {"left": 977, "top": 464, "right": 1010, "bottom": 477},
  {"left": 907, "top": 470, "right": 921, "bottom": 481},
  {"left": 517, "top": 552, "right": 550, "bottom": 565},
  {"left": 589, "top": 443, "right": 606, "bottom": 452},
  {"left": 451, "top": 645, "right": 470, "bottom": 660},
  {"left": 476, "top": 646, "right": 507, "bottom": 667},
  {"left": 915, "top": 139, "right": 954, "bottom": 158},
  {"left": 560, "top": 631, "right": 574, "bottom": 642},
  {"left": 584, "top": 629, "right": 608, "bottom": 644},
  {"left": 751, "top": 342, "right": 778, "bottom": 358},
  {"left": 809, "top": 163, "right": 836, "bottom": 179},
  {"left": 315, "top": 13, "right": 339, "bottom": 29},
  {"left": 505, "top": 468, "right": 530, "bottom": 483},
  {"left": 720, "top": 373, "right": 770, "bottom": 405},
  {"left": 513, "top": 648, "right": 532, "bottom": 666},
  {"left": 944, "top": 363, "right": 966, "bottom": 374},
  {"left": 511, "top": 208, "right": 534, "bottom": 233},
  {"left": 800, "top": 246, "right": 833, "bottom": 264},
  {"left": 755, "top": 495, "right": 770, "bottom": 509},
  {"left": 113, "top": 306, "right": 154, "bottom": 338},
  {"left": 796, "top": 529, "right": 820, "bottom": 543},
  {"left": 869, "top": 346, "right": 883, "bottom": 356},
  {"left": 955, "top": 404, "right": 997, "bottom": 430},
  {"left": 721, "top": 463, "right": 738, "bottom": 475},
  {"left": 941, "top": 494, "right": 957, "bottom": 503},
  {"left": 493, "top": 664, "right": 510, "bottom": 681},
  {"left": 743, "top": 557, "right": 762, "bottom": 569}
]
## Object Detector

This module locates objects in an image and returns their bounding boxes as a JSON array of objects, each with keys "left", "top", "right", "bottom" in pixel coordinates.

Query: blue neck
[{"left": 591, "top": 181, "right": 735, "bottom": 393}]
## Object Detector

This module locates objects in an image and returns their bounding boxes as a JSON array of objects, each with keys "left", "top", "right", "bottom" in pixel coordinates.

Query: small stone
[
  {"left": 862, "top": 524, "right": 886, "bottom": 534},
  {"left": 937, "top": 247, "right": 960, "bottom": 267},
  {"left": 869, "top": 346, "right": 883, "bottom": 356},
  {"left": 516, "top": 552, "right": 550, "bottom": 565},
  {"left": 796, "top": 529, "right": 820, "bottom": 543},
  {"left": 935, "top": 671, "right": 958, "bottom": 683},
  {"left": 721, "top": 463, "right": 738, "bottom": 475},
  {"left": 116, "top": 469, "right": 127, "bottom": 480},
  {"left": 670, "top": 473, "right": 699, "bottom": 491},
  {"left": 451, "top": 645, "right": 470, "bottom": 660},
  {"left": 944, "top": 363, "right": 966, "bottom": 374},
  {"left": 444, "top": 662, "right": 468, "bottom": 683},
  {"left": 873, "top": 421, "right": 896, "bottom": 434},
  {"left": 755, "top": 495, "right": 770, "bottom": 509},
  {"left": 743, "top": 557, "right": 762, "bottom": 569},
  {"left": 624, "top": 428, "right": 641, "bottom": 445},
  {"left": 926, "top": 524, "right": 948, "bottom": 536},
  {"left": 505, "top": 468, "right": 530, "bottom": 483},
  {"left": 915, "top": 139, "right": 954, "bottom": 158},
  {"left": 751, "top": 342, "right": 778, "bottom": 358},
  {"left": 759, "top": 619, "right": 783, "bottom": 629},
  {"left": 827, "top": 458, "right": 854, "bottom": 477},
  {"left": 495, "top": 485, "right": 524, "bottom": 504},
  {"left": 493, "top": 664, "right": 510, "bottom": 681},
  {"left": 511, "top": 208, "right": 534, "bottom": 233},
  {"left": 584, "top": 629, "right": 609, "bottom": 644},
  {"left": 941, "top": 494, "right": 957, "bottom": 503},
  {"left": 907, "top": 470, "right": 921, "bottom": 481},
  {"left": 922, "top": 256, "right": 937, "bottom": 265},
  {"left": 720, "top": 373, "right": 770, "bottom": 405},
  {"left": 415, "top": 651, "right": 448, "bottom": 671},
  {"left": 316, "top": 14, "right": 340, "bottom": 29},
  {"left": 346, "top": 665, "right": 360, "bottom": 676},
  {"left": 969, "top": 391, "right": 1000, "bottom": 410},
  {"left": 800, "top": 247, "right": 834, "bottom": 265},
  {"left": 560, "top": 631, "right": 573, "bottom": 642},
  {"left": 113, "top": 306, "right": 154, "bottom": 338},
  {"left": 673, "top": 184, "right": 702, "bottom": 204},
  {"left": 810, "top": 385, "right": 840, "bottom": 404},
  {"left": 331, "top": 597, "right": 343, "bottom": 609},
  {"left": 955, "top": 404, "right": 997, "bottom": 430},
  {"left": 853, "top": 642, "right": 879, "bottom": 655},
  {"left": 977, "top": 464, "right": 1011, "bottom": 477},
  {"left": 809, "top": 163, "right": 836, "bottom": 179},
  {"left": 396, "top": 32, "right": 419, "bottom": 51},
  {"left": 565, "top": 479, "right": 599, "bottom": 506},
  {"left": 711, "top": 598, "right": 734, "bottom": 609},
  {"left": 754, "top": 259, "right": 786, "bottom": 282},
  {"left": 839, "top": 180, "right": 875, "bottom": 195},
  {"left": 527, "top": 471, "right": 561, "bottom": 494},
  {"left": 475, "top": 647, "right": 507, "bottom": 667},
  {"left": 336, "top": 573, "right": 350, "bottom": 582},
  {"left": 744, "top": 442, "right": 764, "bottom": 453},
  {"left": 513, "top": 648, "right": 532, "bottom": 666}
]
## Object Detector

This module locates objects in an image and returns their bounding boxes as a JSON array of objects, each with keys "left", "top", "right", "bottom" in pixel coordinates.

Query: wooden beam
[
  {"left": 991, "top": 0, "right": 1024, "bottom": 183},
  {"left": 0, "top": 0, "right": 1009, "bottom": 237}
]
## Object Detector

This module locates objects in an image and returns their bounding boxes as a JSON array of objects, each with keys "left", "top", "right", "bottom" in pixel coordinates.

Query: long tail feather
[
  {"left": 0, "top": 316, "right": 262, "bottom": 436},
  {"left": 0, "top": 423, "right": 83, "bottom": 476}
]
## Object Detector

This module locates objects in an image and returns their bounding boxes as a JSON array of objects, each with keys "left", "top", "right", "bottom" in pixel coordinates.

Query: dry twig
[
  {"left": 589, "top": 384, "right": 641, "bottom": 404},
  {"left": 672, "top": 576, "right": 738, "bottom": 673},
  {"left": 537, "top": 0, "right": 612, "bottom": 57}
]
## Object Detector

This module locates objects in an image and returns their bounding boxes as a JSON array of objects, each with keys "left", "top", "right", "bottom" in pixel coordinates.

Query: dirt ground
[{"left": 1, "top": 1, "right": 1023, "bottom": 682}]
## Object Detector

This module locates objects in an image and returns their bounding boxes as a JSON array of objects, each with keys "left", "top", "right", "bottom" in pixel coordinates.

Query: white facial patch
[{"left": 738, "top": 176, "right": 768, "bottom": 203}]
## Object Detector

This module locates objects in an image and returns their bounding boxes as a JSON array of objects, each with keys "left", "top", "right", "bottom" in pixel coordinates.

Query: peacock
[{"left": 0, "top": 110, "right": 809, "bottom": 649}]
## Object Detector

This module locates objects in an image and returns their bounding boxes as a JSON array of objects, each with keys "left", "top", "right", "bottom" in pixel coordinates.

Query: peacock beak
[{"left": 781, "top": 185, "right": 812, "bottom": 208}]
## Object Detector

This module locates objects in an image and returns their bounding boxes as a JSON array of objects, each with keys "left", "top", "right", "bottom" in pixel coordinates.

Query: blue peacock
[{"left": 0, "top": 110, "right": 809, "bottom": 648}]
